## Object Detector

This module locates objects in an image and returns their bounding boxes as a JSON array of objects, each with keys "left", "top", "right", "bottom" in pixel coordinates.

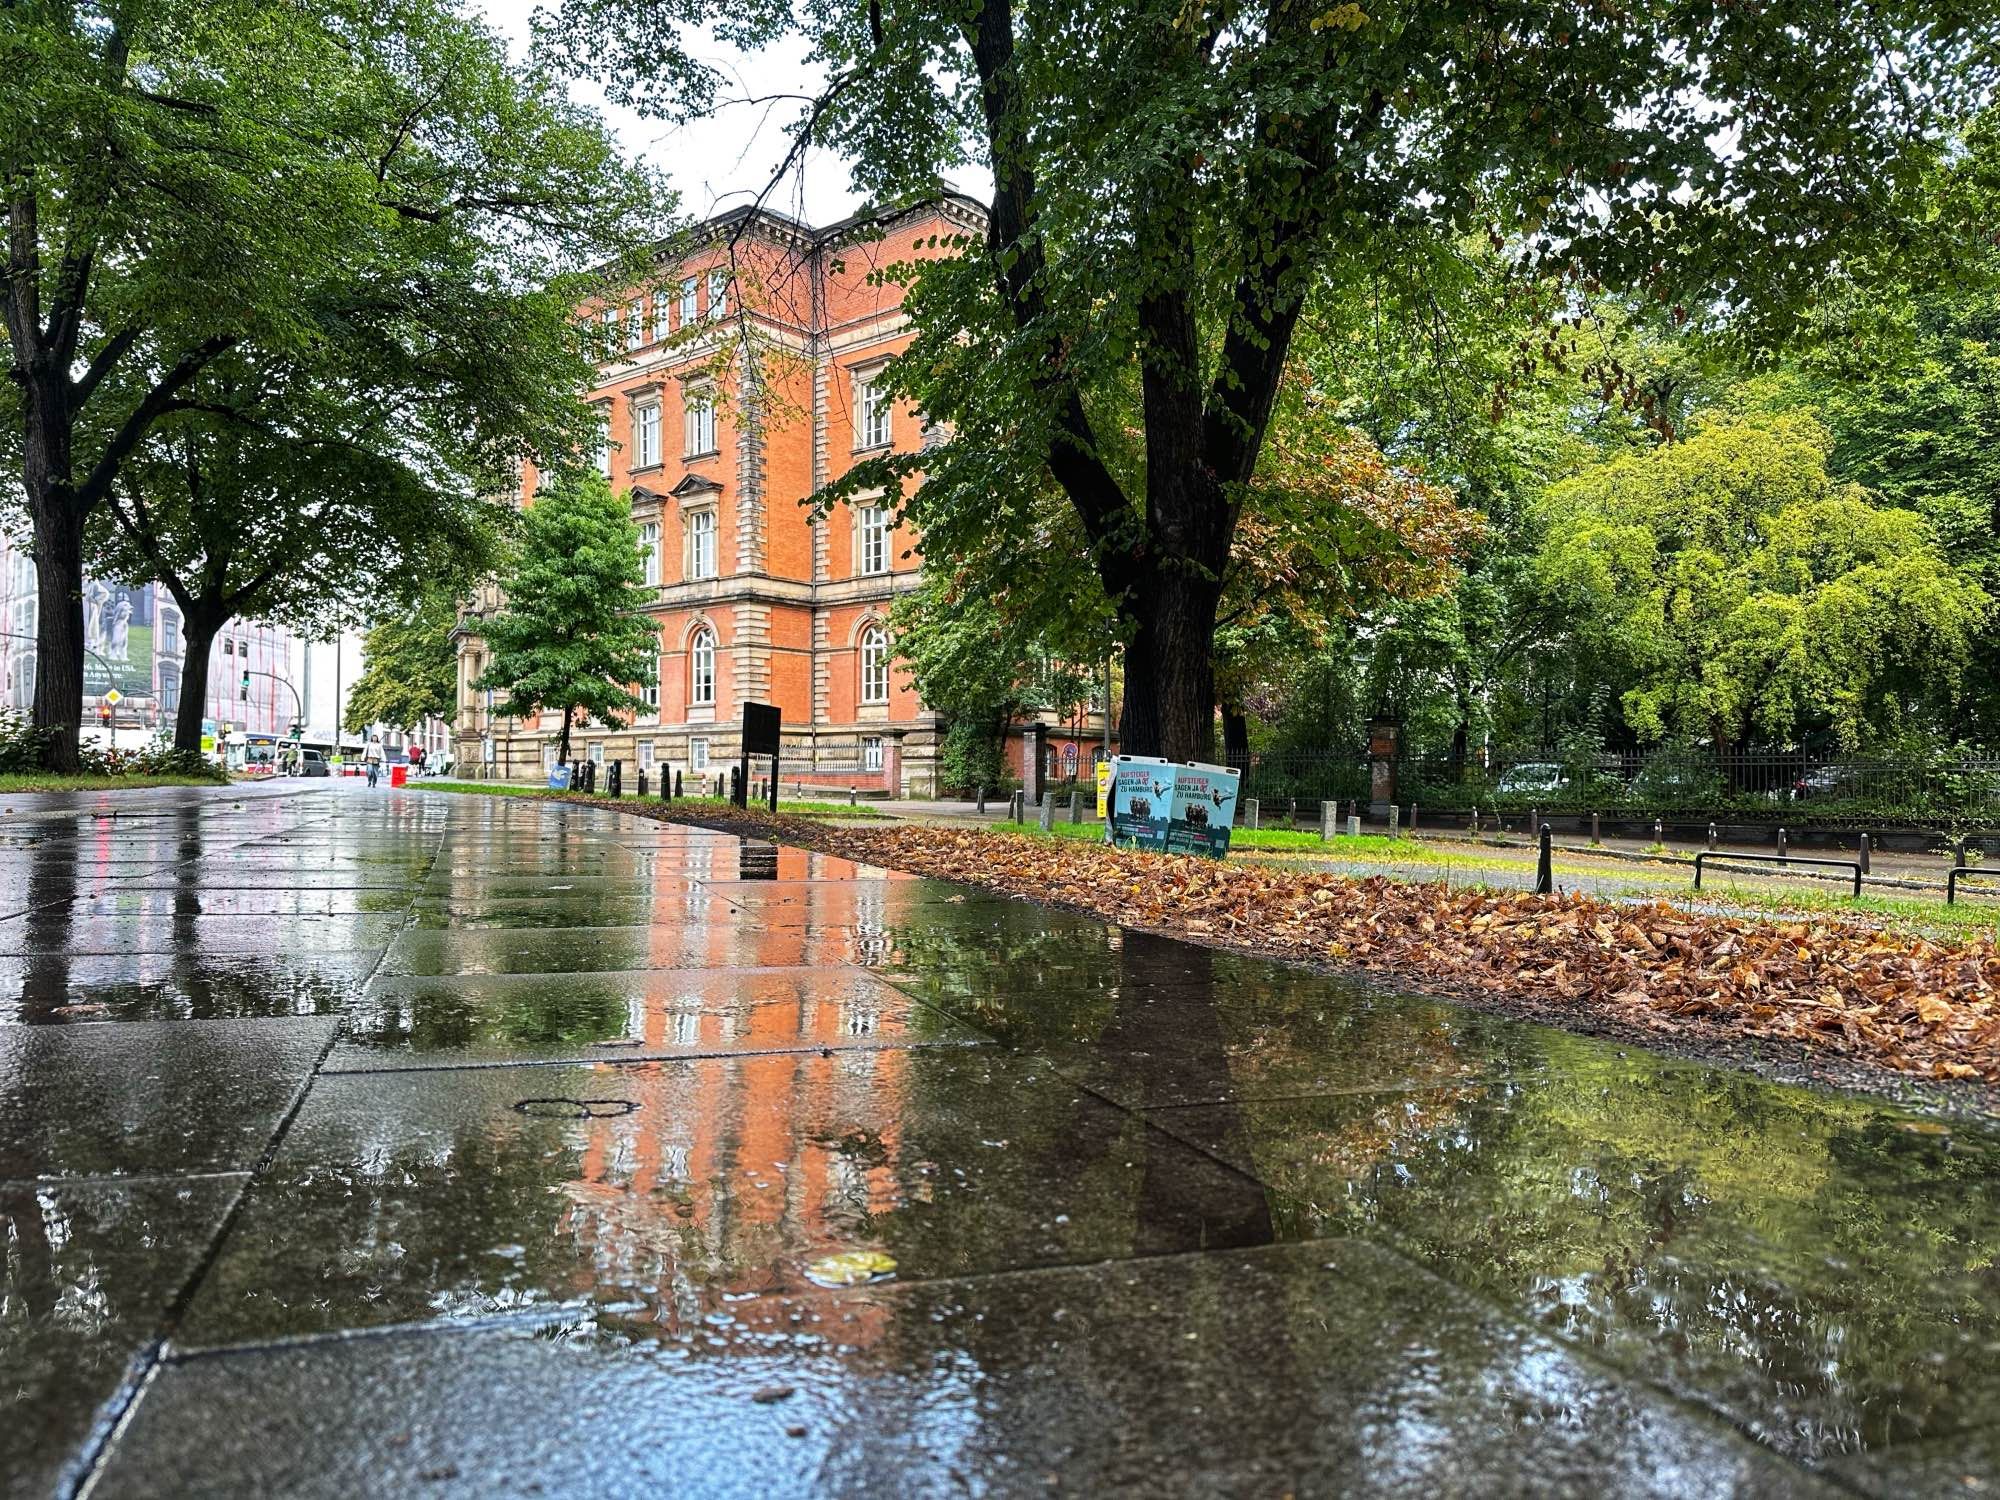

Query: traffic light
[{"left": 240, "top": 669, "right": 250, "bottom": 700}]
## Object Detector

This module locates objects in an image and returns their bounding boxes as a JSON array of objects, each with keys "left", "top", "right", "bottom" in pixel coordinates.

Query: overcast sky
[{"left": 474, "top": 1, "right": 981, "bottom": 229}]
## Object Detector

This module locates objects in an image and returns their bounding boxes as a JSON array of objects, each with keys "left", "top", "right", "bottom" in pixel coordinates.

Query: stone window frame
[
  {"left": 850, "top": 359, "right": 893, "bottom": 452},
  {"left": 683, "top": 380, "right": 718, "bottom": 459},
  {"left": 855, "top": 498, "right": 891, "bottom": 577},
  {"left": 684, "top": 505, "right": 719, "bottom": 581},
  {"left": 630, "top": 397, "right": 662, "bottom": 472},
  {"left": 688, "top": 622, "right": 718, "bottom": 708},
  {"left": 858, "top": 619, "right": 890, "bottom": 706}
]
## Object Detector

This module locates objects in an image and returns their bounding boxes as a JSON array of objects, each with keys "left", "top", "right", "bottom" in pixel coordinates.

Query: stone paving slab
[
  {"left": 377, "top": 924, "right": 879, "bottom": 976},
  {"left": 6, "top": 783, "right": 1997, "bottom": 1495},
  {"left": 1144, "top": 1056, "right": 2000, "bottom": 1463},
  {"left": 174, "top": 1049, "right": 1272, "bottom": 1350},
  {"left": 2, "top": 913, "right": 408, "bottom": 956},
  {"left": 0, "top": 951, "right": 382, "bottom": 1025},
  {"left": 404, "top": 892, "right": 726, "bottom": 929},
  {"left": 0, "top": 1175, "right": 240, "bottom": 1499},
  {"left": 0, "top": 1018, "right": 336, "bottom": 1179},
  {"left": 329, "top": 966, "right": 983, "bottom": 1068},
  {"left": 104, "top": 1241, "right": 1821, "bottom": 1499}
]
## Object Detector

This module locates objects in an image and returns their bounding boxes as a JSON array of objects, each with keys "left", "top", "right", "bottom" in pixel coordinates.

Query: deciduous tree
[
  {"left": 475, "top": 472, "right": 658, "bottom": 768},
  {"left": 343, "top": 593, "right": 464, "bottom": 741},
  {"left": 546, "top": 0, "right": 1996, "bottom": 761},
  {"left": 1536, "top": 414, "right": 1990, "bottom": 753},
  {"left": 2, "top": 0, "right": 663, "bottom": 768}
]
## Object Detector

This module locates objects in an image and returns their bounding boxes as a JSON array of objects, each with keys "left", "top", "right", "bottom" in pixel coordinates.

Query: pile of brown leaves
[{"left": 596, "top": 797, "right": 2000, "bottom": 1087}]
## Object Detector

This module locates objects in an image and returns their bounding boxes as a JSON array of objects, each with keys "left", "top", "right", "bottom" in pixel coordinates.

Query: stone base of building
[{"left": 451, "top": 718, "right": 944, "bottom": 799}]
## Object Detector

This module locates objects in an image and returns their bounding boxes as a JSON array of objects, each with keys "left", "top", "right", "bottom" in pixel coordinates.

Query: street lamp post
[{"left": 242, "top": 669, "right": 306, "bottom": 768}]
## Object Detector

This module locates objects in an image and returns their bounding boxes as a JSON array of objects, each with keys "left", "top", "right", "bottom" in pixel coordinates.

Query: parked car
[
  {"left": 1792, "top": 765, "right": 1862, "bottom": 801},
  {"left": 295, "top": 748, "right": 330, "bottom": 778},
  {"left": 1496, "top": 762, "right": 1569, "bottom": 795}
]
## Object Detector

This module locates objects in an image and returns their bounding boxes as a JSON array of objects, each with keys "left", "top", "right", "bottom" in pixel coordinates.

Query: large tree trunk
[
  {"left": 1118, "top": 563, "right": 1223, "bottom": 764},
  {"left": 174, "top": 613, "right": 223, "bottom": 753},
  {"left": 556, "top": 708, "right": 573, "bottom": 767},
  {"left": 27, "top": 498, "right": 86, "bottom": 773}
]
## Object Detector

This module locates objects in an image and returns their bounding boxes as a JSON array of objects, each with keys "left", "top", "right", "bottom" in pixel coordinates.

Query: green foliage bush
[{"left": 0, "top": 711, "right": 224, "bottom": 781}]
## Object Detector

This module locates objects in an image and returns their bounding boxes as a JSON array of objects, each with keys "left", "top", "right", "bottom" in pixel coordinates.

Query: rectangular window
[
  {"left": 684, "top": 388, "right": 716, "bottom": 456},
  {"left": 856, "top": 374, "right": 891, "bottom": 449},
  {"left": 639, "top": 740, "right": 656, "bottom": 770},
  {"left": 626, "top": 301, "right": 643, "bottom": 352},
  {"left": 641, "top": 673, "right": 659, "bottom": 713},
  {"left": 707, "top": 269, "right": 728, "bottom": 318},
  {"left": 600, "top": 305, "right": 619, "bottom": 356},
  {"left": 689, "top": 736, "right": 710, "bottom": 770},
  {"left": 638, "top": 520, "right": 661, "bottom": 587},
  {"left": 632, "top": 402, "right": 660, "bottom": 469},
  {"left": 858, "top": 505, "right": 890, "bottom": 576},
  {"left": 685, "top": 509, "right": 717, "bottom": 580},
  {"left": 588, "top": 741, "right": 605, "bottom": 766},
  {"left": 651, "top": 292, "right": 672, "bottom": 342},
  {"left": 862, "top": 736, "right": 884, "bottom": 772},
  {"left": 592, "top": 409, "right": 611, "bottom": 476},
  {"left": 678, "top": 276, "right": 697, "bottom": 326}
]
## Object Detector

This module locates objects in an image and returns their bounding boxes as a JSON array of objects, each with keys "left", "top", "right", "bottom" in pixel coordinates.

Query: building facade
[{"left": 456, "top": 196, "right": 1101, "bottom": 796}]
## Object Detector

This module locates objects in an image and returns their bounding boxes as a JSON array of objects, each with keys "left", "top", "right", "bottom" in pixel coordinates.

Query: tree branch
[
  {"left": 962, "top": 0, "right": 1133, "bottom": 562},
  {"left": 74, "top": 334, "right": 237, "bottom": 512}
]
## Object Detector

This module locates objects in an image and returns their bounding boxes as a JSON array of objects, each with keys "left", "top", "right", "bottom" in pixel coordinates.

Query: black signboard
[{"left": 743, "top": 702, "right": 782, "bottom": 756}]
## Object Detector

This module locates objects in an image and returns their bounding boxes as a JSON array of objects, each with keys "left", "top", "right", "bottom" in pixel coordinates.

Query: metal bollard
[
  {"left": 1070, "top": 790, "right": 1082, "bottom": 823},
  {"left": 1958, "top": 837, "right": 1969, "bottom": 869},
  {"left": 976, "top": 786, "right": 987, "bottom": 814},
  {"left": 1409, "top": 803, "right": 1418, "bottom": 833},
  {"left": 609, "top": 760, "right": 622, "bottom": 798},
  {"left": 1244, "top": 798, "right": 1260, "bottom": 830},
  {"left": 1779, "top": 827, "right": 1789, "bottom": 862},
  {"left": 1590, "top": 811, "right": 1600, "bottom": 846},
  {"left": 637, "top": 769, "right": 648, "bottom": 798},
  {"left": 1012, "top": 790, "right": 1025, "bottom": 824},
  {"left": 1858, "top": 832, "right": 1872, "bottom": 874},
  {"left": 1321, "top": 799, "right": 1337, "bottom": 839},
  {"left": 1707, "top": 822, "right": 1717, "bottom": 851},
  {"left": 1535, "top": 824, "right": 1553, "bottom": 894},
  {"left": 1387, "top": 804, "right": 1400, "bottom": 839},
  {"left": 1470, "top": 807, "right": 1479, "bottom": 835},
  {"left": 1653, "top": 818, "right": 1664, "bottom": 846},
  {"left": 673, "top": 770, "right": 682, "bottom": 799},
  {"left": 1530, "top": 807, "right": 1540, "bottom": 837},
  {"left": 1039, "top": 794, "right": 1055, "bottom": 831}
]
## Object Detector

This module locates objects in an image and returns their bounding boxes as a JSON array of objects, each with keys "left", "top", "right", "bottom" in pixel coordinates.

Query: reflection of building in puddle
[{"left": 550, "top": 1050, "right": 909, "bottom": 1353}]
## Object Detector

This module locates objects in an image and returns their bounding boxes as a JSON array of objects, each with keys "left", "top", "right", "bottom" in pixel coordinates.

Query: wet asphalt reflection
[{"left": 2, "top": 781, "right": 1997, "bottom": 1496}]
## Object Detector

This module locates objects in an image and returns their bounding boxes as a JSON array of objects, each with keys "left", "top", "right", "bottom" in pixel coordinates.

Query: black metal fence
[{"left": 1223, "top": 745, "right": 2000, "bottom": 821}]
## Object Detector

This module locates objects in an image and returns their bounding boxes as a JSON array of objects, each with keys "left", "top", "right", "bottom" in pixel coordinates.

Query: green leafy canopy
[{"left": 474, "top": 470, "right": 659, "bottom": 762}]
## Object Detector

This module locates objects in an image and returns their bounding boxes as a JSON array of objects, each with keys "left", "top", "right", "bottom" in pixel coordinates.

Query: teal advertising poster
[
  {"left": 1107, "top": 756, "right": 1174, "bottom": 851},
  {"left": 1166, "top": 761, "right": 1241, "bottom": 858}
]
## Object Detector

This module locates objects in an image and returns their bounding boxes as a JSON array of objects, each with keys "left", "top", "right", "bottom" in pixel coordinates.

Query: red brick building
[{"left": 452, "top": 196, "right": 1111, "bottom": 795}]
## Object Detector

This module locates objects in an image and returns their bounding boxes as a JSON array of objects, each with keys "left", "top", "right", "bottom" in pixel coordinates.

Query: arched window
[
  {"left": 689, "top": 626, "right": 716, "bottom": 706},
  {"left": 859, "top": 623, "right": 889, "bottom": 705}
]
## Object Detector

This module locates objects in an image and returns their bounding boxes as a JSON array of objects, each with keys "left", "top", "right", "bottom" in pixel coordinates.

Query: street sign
[
  {"left": 742, "top": 701, "right": 781, "bottom": 757},
  {"left": 103, "top": 688, "right": 122, "bottom": 706}
]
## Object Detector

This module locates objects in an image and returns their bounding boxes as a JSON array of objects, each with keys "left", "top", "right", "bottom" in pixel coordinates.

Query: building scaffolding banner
[{"left": 80, "top": 580, "right": 155, "bottom": 699}]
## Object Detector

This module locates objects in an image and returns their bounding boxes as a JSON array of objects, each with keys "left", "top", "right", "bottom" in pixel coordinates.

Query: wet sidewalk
[{"left": 5, "top": 784, "right": 2000, "bottom": 1496}]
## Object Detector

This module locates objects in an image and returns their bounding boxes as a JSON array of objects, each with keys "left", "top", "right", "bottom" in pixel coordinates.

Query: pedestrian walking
[{"left": 364, "top": 735, "right": 384, "bottom": 788}]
